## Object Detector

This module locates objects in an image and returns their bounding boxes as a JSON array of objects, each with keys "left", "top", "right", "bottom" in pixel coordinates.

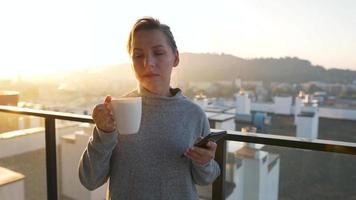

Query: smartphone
[{"left": 194, "top": 130, "right": 227, "bottom": 148}]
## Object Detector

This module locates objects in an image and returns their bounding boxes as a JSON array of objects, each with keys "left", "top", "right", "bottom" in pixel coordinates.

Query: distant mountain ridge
[{"left": 178, "top": 53, "right": 356, "bottom": 84}]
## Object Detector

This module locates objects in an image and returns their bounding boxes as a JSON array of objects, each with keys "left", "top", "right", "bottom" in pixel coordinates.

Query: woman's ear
[{"left": 173, "top": 50, "right": 179, "bottom": 67}]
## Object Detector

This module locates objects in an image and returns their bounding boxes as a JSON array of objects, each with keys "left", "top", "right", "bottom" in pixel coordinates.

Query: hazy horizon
[
  {"left": 1, "top": 0, "right": 356, "bottom": 78},
  {"left": 1, "top": 51, "right": 356, "bottom": 80}
]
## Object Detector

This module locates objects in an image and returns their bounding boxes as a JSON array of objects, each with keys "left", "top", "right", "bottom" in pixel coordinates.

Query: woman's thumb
[{"left": 104, "top": 95, "right": 112, "bottom": 103}]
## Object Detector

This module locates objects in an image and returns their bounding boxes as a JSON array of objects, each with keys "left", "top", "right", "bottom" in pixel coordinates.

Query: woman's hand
[
  {"left": 184, "top": 141, "right": 217, "bottom": 166},
  {"left": 92, "top": 95, "right": 116, "bottom": 133}
]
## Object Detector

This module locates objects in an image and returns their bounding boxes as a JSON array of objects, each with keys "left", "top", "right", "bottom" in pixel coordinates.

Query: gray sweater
[{"left": 79, "top": 87, "right": 220, "bottom": 200}]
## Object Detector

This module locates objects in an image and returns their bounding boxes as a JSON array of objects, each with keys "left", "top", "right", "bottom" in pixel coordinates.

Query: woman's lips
[{"left": 143, "top": 73, "right": 159, "bottom": 78}]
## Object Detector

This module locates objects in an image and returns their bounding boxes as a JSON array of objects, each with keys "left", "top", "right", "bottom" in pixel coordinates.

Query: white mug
[{"left": 110, "top": 97, "right": 142, "bottom": 134}]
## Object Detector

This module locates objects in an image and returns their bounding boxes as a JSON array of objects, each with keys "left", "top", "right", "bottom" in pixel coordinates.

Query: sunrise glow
[{"left": 1, "top": 0, "right": 355, "bottom": 78}]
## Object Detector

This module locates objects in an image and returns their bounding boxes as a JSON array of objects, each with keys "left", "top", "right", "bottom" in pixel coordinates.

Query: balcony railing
[{"left": 1, "top": 105, "right": 356, "bottom": 200}]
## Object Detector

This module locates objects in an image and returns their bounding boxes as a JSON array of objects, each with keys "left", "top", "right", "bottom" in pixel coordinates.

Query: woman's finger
[
  {"left": 185, "top": 150, "right": 204, "bottom": 163},
  {"left": 206, "top": 141, "right": 217, "bottom": 151},
  {"left": 187, "top": 148, "right": 203, "bottom": 157},
  {"left": 104, "top": 95, "right": 112, "bottom": 103},
  {"left": 191, "top": 147, "right": 211, "bottom": 156},
  {"left": 189, "top": 147, "right": 212, "bottom": 160},
  {"left": 185, "top": 151, "right": 210, "bottom": 165}
]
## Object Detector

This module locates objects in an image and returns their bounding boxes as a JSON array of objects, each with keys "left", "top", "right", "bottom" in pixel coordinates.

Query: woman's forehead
[{"left": 132, "top": 29, "right": 170, "bottom": 49}]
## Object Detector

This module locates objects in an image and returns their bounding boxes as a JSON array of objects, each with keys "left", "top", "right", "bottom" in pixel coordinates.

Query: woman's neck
[{"left": 139, "top": 85, "right": 172, "bottom": 97}]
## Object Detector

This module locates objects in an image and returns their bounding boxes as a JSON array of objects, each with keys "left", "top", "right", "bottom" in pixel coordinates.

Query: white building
[
  {"left": 61, "top": 129, "right": 107, "bottom": 200},
  {"left": 296, "top": 105, "right": 319, "bottom": 139},
  {"left": 207, "top": 113, "right": 235, "bottom": 130},
  {"left": 188, "top": 81, "right": 212, "bottom": 91},
  {"left": 193, "top": 93, "right": 209, "bottom": 109},
  {"left": 235, "top": 79, "right": 242, "bottom": 88},
  {"left": 273, "top": 96, "right": 293, "bottom": 115},
  {"left": 0, "top": 123, "right": 81, "bottom": 159},
  {"left": 227, "top": 146, "right": 280, "bottom": 200},
  {"left": 318, "top": 107, "right": 356, "bottom": 120},
  {"left": 0, "top": 122, "right": 107, "bottom": 200},
  {"left": 235, "top": 93, "right": 251, "bottom": 115},
  {"left": 0, "top": 167, "right": 25, "bottom": 200},
  {"left": 294, "top": 96, "right": 304, "bottom": 124}
]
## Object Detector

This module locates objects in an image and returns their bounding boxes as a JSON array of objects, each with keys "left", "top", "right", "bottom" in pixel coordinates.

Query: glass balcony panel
[
  {"left": 226, "top": 140, "right": 356, "bottom": 200},
  {"left": 1, "top": 108, "right": 356, "bottom": 200},
  {"left": 56, "top": 120, "right": 107, "bottom": 200},
  {"left": 0, "top": 113, "right": 46, "bottom": 200}
]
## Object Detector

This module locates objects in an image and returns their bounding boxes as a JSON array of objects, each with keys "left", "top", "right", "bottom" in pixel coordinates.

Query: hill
[{"left": 178, "top": 53, "right": 356, "bottom": 84}]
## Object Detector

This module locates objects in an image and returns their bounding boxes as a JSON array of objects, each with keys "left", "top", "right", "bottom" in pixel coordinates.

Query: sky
[{"left": 0, "top": 0, "right": 355, "bottom": 78}]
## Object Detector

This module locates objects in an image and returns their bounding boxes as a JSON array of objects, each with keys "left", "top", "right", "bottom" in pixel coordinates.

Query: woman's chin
[
  {"left": 142, "top": 79, "right": 162, "bottom": 88},
  {"left": 141, "top": 83, "right": 158, "bottom": 91}
]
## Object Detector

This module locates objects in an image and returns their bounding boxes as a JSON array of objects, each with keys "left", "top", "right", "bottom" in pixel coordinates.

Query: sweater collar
[{"left": 137, "top": 85, "right": 183, "bottom": 100}]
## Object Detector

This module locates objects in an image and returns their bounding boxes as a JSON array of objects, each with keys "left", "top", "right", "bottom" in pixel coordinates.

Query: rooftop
[
  {"left": 0, "top": 91, "right": 19, "bottom": 96},
  {"left": 262, "top": 114, "right": 356, "bottom": 199}
]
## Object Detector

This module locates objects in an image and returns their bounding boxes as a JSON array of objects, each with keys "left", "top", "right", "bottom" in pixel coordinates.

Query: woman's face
[{"left": 131, "top": 29, "right": 179, "bottom": 95}]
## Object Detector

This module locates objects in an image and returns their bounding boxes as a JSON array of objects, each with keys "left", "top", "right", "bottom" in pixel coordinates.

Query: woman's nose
[{"left": 144, "top": 54, "right": 155, "bottom": 68}]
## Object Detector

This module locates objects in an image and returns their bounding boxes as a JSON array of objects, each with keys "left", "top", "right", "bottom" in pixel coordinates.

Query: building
[
  {"left": 273, "top": 96, "right": 293, "bottom": 115},
  {"left": 296, "top": 104, "right": 319, "bottom": 139},
  {"left": 0, "top": 166, "right": 25, "bottom": 200},
  {"left": 0, "top": 91, "right": 19, "bottom": 106},
  {"left": 227, "top": 146, "right": 280, "bottom": 200},
  {"left": 0, "top": 122, "right": 107, "bottom": 200},
  {"left": 0, "top": 91, "right": 20, "bottom": 133}
]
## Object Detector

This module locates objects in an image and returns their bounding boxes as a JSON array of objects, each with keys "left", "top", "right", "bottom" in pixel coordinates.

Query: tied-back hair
[{"left": 127, "top": 17, "right": 178, "bottom": 54}]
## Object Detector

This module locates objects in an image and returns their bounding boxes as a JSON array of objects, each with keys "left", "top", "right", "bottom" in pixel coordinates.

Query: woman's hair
[{"left": 127, "top": 17, "right": 178, "bottom": 54}]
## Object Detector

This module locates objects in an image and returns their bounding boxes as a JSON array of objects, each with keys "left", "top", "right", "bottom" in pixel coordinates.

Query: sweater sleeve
[
  {"left": 191, "top": 115, "right": 221, "bottom": 185},
  {"left": 78, "top": 127, "right": 118, "bottom": 190}
]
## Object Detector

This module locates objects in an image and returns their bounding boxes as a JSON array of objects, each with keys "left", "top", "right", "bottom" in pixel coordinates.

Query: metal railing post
[
  {"left": 212, "top": 139, "right": 226, "bottom": 200},
  {"left": 45, "top": 117, "right": 58, "bottom": 200}
]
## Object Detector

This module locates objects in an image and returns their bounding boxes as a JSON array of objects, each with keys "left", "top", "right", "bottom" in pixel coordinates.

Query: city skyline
[{"left": 1, "top": 0, "right": 356, "bottom": 78}]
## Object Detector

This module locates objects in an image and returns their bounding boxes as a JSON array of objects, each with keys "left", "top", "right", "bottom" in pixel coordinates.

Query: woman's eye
[
  {"left": 155, "top": 51, "right": 165, "bottom": 56},
  {"left": 133, "top": 53, "right": 143, "bottom": 58}
]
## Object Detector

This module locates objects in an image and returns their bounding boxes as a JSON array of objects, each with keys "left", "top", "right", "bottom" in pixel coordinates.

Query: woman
[{"left": 79, "top": 17, "right": 220, "bottom": 200}]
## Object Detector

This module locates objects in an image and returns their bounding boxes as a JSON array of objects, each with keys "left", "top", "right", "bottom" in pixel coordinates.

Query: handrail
[
  {"left": 225, "top": 131, "right": 356, "bottom": 155},
  {"left": 2, "top": 105, "right": 356, "bottom": 200},
  {"left": 0, "top": 105, "right": 93, "bottom": 123}
]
